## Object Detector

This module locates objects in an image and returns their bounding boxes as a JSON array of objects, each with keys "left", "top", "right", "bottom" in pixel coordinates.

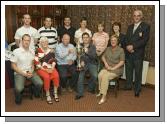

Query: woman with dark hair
[{"left": 112, "top": 22, "right": 126, "bottom": 49}]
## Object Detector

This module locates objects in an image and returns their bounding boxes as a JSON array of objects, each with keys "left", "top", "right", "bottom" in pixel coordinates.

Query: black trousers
[
  {"left": 57, "top": 64, "right": 78, "bottom": 89},
  {"left": 125, "top": 56, "right": 143, "bottom": 93}
]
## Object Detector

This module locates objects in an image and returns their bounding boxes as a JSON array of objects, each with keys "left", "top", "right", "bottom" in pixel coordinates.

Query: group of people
[{"left": 9, "top": 9, "right": 150, "bottom": 105}]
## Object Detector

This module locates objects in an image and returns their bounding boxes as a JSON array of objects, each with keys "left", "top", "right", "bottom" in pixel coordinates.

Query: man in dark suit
[{"left": 124, "top": 10, "right": 150, "bottom": 97}]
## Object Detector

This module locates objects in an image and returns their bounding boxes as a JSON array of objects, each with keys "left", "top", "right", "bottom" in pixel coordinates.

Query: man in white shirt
[
  {"left": 11, "top": 34, "right": 43, "bottom": 105},
  {"left": 74, "top": 17, "right": 92, "bottom": 44},
  {"left": 38, "top": 17, "right": 58, "bottom": 49},
  {"left": 14, "top": 14, "right": 39, "bottom": 51}
]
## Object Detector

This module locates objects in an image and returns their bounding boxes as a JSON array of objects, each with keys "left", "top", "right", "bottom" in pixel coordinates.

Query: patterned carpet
[{"left": 5, "top": 81, "right": 155, "bottom": 112}]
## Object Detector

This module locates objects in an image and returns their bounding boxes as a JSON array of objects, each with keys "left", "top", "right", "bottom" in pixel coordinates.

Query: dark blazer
[
  {"left": 119, "top": 33, "right": 126, "bottom": 50},
  {"left": 125, "top": 22, "right": 150, "bottom": 60}
]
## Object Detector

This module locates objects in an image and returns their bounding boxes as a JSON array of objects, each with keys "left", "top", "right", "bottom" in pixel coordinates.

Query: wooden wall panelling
[{"left": 5, "top": 5, "right": 17, "bottom": 43}]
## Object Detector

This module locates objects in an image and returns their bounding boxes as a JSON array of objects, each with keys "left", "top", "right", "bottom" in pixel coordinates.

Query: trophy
[{"left": 76, "top": 41, "right": 84, "bottom": 71}]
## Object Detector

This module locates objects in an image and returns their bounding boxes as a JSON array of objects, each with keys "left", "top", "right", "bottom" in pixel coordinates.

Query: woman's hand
[
  {"left": 46, "top": 68, "right": 53, "bottom": 73},
  {"left": 104, "top": 63, "right": 110, "bottom": 70}
]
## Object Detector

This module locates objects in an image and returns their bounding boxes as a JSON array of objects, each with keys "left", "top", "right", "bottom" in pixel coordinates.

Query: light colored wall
[{"left": 146, "top": 66, "right": 155, "bottom": 85}]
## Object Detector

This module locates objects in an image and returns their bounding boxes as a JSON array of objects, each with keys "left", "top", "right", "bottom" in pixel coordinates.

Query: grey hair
[
  {"left": 134, "top": 10, "right": 143, "bottom": 18},
  {"left": 39, "top": 36, "right": 48, "bottom": 43}
]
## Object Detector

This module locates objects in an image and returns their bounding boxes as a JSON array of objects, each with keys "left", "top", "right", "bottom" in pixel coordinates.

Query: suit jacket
[
  {"left": 125, "top": 22, "right": 150, "bottom": 60},
  {"left": 119, "top": 33, "right": 126, "bottom": 50}
]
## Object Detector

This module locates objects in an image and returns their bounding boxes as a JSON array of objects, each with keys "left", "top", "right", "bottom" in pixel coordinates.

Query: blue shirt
[{"left": 55, "top": 43, "right": 76, "bottom": 65}]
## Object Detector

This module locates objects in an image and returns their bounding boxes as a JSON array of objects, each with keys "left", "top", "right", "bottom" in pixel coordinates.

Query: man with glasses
[{"left": 124, "top": 10, "right": 150, "bottom": 97}]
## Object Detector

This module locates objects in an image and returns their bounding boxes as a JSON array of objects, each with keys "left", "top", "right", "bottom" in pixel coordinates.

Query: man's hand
[
  {"left": 81, "top": 61, "right": 85, "bottom": 67},
  {"left": 68, "top": 48, "right": 74, "bottom": 54},
  {"left": 84, "top": 47, "right": 88, "bottom": 54},
  {"left": 68, "top": 60, "right": 73, "bottom": 65},
  {"left": 26, "top": 71, "right": 33, "bottom": 78},
  {"left": 126, "top": 45, "right": 134, "bottom": 53}
]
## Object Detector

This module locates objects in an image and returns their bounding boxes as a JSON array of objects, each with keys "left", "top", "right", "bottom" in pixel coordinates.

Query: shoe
[
  {"left": 135, "top": 92, "right": 140, "bottom": 97},
  {"left": 54, "top": 93, "right": 59, "bottom": 102},
  {"left": 54, "top": 97, "right": 59, "bottom": 102},
  {"left": 15, "top": 100, "right": 22, "bottom": 105},
  {"left": 75, "top": 95, "right": 83, "bottom": 100},
  {"left": 46, "top": 96, "right": 53, "bottom": 104},
  {"left": 98, "top": 98, "right": 106, "bottom": 105},
  {"left": 47, "top": 100, "right": 53, "bottom": 104},
  {"left": 96, "top": 93, "right": 102, "bottom": 97}
]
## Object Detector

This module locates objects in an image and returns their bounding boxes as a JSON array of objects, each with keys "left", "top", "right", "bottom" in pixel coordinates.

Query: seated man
[
  {"left": 55, "top": 33, "right": 78, "bottom": 92},
  {"left": 75, "top": 32, "right": 98, "bottom": 100},
  {"left": 97, "top": 35, "right": 125, "bottom": 105},
  {"left": 10, "top": 34, "right": 43, "bottom": 105}
]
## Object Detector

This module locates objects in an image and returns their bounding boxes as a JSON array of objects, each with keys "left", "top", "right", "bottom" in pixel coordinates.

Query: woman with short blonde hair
[{"left": 97, "top": 35, "right": 125, "bottom": 104}]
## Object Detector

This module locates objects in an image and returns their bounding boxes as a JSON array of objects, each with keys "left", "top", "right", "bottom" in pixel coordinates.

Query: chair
[
  {"left": 22, "top": 80, "right": 33, "bottom": 100},
  {"left": 109, "top": 76, "right": 120, "bottom": 98}
]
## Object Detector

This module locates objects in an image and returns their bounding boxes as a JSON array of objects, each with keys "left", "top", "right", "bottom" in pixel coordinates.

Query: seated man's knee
[{"left": 15, "top": 85, "right": 24, "bottom": 93}]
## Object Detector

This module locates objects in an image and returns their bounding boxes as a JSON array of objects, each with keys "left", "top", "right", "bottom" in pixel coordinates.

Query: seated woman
[
  {"left": 34, "top": 36, "right": 60, "bottom": 104},
  {"left": 97, "top": 35, "right": 125, "bottom": 105}
]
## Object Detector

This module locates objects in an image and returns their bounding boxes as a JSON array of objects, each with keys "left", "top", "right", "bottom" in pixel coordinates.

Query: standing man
[
  {"left": 11, "top": 34, "right": 43, "bottom": 105},
  {"left": 38, "top": 16, "right": 58, "bottom": 50},
  {"left": 57, "top": 16, "right": 76, "bottom": 46},
  {"left": 124, "top": 10, "right": 150, "bottom": 97},
  {"left": 55, "top": 34, "right": 78, "bottom": 92},
  {"left": 14, "top": 14, "right": 39, "bottom": 51}
]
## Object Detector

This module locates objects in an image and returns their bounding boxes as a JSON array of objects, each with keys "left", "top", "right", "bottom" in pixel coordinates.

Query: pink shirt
[{"left": 92, "top": 32, "right": 109, "bottom": 53}]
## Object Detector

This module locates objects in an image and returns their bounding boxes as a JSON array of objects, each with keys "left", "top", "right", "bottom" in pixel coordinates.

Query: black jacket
[{"left": 125, "top": 22, "right": 150, "bottom": 60}]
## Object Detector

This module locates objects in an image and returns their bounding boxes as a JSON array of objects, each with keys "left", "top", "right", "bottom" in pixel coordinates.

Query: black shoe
[
  {"left": 75, "top": 95, "right": 83, "bottom": 100},
  {"left": 15, "top": 99, "right": 22, "bottom": 105},
  {"left": 135, "top": 92, "right": 140, "bottom": 97}
]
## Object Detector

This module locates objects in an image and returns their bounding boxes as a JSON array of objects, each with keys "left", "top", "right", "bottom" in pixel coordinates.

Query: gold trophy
[{"left": 76, "top": 41, "right": 84, "bottom": 71}]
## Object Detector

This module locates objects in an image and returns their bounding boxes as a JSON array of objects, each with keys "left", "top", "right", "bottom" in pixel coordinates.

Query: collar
[
  {"left": 61, "top": 43, "right": 69, "bottom": 48},
  {"left": 20, "top": 47, "right": 30, "bottom": 53},
  {"left": 79, "top": 28, "right": 87, "bottom": 32},
  {"left": 64, "top": 26, "right": 71, "bottom": 30},
  {"left": 134, "top": 21, "right": 142, "bottom": 27},
  {"left": 23, "top": 25, "right": 31, "bottom": 29}
]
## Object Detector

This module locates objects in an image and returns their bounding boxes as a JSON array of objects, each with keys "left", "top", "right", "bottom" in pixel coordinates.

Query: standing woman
[
  {"left": 112, "top": 22, "right": 126, "bottom": 49},
  {"left": 92, "top": 22, "right": 109, "bottom": 71},
  {"left": 34, "top": 36, "right": 60, "bottom": 104},
  {"left": 97, "top": 35, "right": 125, "bottom": 104}
]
